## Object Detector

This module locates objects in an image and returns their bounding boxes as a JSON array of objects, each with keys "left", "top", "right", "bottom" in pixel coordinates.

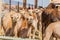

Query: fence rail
[{"left": 0, "top": 36, "right": 38, "bottom": 40}]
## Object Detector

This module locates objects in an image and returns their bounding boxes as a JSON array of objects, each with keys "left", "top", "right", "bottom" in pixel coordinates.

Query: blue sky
[{"left": 3, "top": 0, "right": 50, "bottom": 7}]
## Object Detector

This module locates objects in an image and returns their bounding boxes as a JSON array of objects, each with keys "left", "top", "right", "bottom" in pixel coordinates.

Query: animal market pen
[{"left": 0, "top": 0, "right": 42, "bottom": 40}]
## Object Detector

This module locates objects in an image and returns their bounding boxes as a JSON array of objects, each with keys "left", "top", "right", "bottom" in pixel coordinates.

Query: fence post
[
  {"left": 17, "top": 1, "right": 19, "bottom": 12},
  {"left": 23, "top": 0, "right": 26, "bottom": 9},
  {"left": 9, "top": 0, "right": 11, "bottom": 12},
  {"left": 34, "top": 0, "right": 38, "bottom": 8}
]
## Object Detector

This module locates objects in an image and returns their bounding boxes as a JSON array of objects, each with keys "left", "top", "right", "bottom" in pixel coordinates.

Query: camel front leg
[
  {"left": 14, "top": 25, "right": 18, "bottom": 37},
  {"left": 57, "top": 38, "right": 60, "bottom": 40},
  {"left": 44, "top": 25, "right": 54, "bottom": 40}
]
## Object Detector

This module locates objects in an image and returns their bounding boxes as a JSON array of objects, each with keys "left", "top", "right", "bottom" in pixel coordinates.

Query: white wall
[{"left": 50, "top": 0, "right": 60, "bottom": 3}]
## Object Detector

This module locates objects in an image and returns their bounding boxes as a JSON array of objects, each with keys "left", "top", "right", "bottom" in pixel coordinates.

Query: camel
[
  {"left": 2, "top": 12, "right": 12, "bottom": 36},
  {"left": 14, "top": 15, "right": 29, "bottom": 38},
  {"left": 42, "top": 3, "right": 59, "bottom": 40}
]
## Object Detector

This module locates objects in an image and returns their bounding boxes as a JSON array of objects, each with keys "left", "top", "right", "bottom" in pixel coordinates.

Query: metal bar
[
  {"left": 23, "top": 0, "right": 26, "bottom": 9},
  {"left": 35, "top": 0, "right": 38, "bottom": 8},
  {"left": 17, "top": 1, "right": 19, "bottom": 12},
  {"left": 9, "top": 0, "right": 11, "bottom": 12},
  {"left": 0, "top": 36, "right": 37, "bottom": 40}
]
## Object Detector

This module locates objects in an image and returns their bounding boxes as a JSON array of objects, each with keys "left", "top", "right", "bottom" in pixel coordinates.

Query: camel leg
[
  {"left": 27, "top": 27, "right": 32, "bottom": 39},
  {"left": 14, "top": 25, "right": 18, "bottom": 37},
  {"left": 33, "top": 29, "right": 36, "bottom": 39},
  {"left": 44, "top": 25, "right": 54, "bottom": 40},
  {"left": 57, "top": 38, "right": 60, "bottom": 40},
  {"left": 50, "top": 36, "right": 56, "bottom": 40}
]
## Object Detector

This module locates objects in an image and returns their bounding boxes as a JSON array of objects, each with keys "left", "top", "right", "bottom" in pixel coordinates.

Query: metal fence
[
  {"left": 0, "top": 36, "right": 38, "bottom": 40},
  {"left": 3, "top": 0, "right": 37, "bottom": 12}
]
